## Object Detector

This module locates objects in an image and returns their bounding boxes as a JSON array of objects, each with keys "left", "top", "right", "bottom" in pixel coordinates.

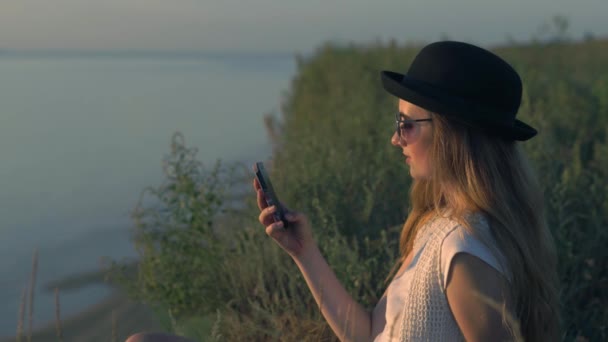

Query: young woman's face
[{"left": 391, "top": 99, "right": 434, "bottom": 180}]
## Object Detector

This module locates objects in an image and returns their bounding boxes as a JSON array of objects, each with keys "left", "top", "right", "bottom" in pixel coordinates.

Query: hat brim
[{"left": 381, "top": 70, "right": 537, "bottom": 141}]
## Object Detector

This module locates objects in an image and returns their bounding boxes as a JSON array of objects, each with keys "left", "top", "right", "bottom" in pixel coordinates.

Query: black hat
[{"left": 381, "top": 41, "right": 537, "bottom": 141}]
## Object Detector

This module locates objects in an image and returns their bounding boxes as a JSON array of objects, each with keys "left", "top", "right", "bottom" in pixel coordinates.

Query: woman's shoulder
[{"left": 434, "top": 211, "right": 511, "bottom": 288}]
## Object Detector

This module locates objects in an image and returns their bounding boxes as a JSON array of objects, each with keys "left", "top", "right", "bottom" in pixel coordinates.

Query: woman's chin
[
  {"left": 409, "top": 169, "right": 430, "bottom": 181},
  {"left": 409, "top": 168, "right": 416, "bottom": 178}
]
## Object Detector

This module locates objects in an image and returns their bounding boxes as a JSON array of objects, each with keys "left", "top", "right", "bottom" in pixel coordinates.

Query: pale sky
[{"left": 0, "top": 0, "right": 606, "bottom": 53}]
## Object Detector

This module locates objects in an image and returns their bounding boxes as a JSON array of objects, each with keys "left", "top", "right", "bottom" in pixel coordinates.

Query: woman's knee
[{"left": 125, "top": 332, "right": 195, "bottom": 342}]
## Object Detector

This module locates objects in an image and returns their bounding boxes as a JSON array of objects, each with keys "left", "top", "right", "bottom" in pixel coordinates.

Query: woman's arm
[
  {"left": 445, "top": 253, "right": 517, "bottom": 342},
  {"left": 294, "top": 245, "right": 371, "bottom": 342}
]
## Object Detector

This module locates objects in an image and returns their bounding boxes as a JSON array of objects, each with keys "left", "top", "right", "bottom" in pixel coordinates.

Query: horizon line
[
  {"left": 1, "top": 35, "right": 605, "bottom": 60},
  {"left": 0, "top": 48, "right": 300, "bottom": 60}
]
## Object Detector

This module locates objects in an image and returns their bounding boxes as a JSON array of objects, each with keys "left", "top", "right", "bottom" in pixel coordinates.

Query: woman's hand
[{"left": 253, "top": 175, "right": 316, "bottom": 259}]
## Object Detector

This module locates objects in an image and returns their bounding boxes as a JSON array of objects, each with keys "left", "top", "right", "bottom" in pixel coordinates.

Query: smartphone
[{"left": 254, "top": 161, "right": 288, "bottom": 228}]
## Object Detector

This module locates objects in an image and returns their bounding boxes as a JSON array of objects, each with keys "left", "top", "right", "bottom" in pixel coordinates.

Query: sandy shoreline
[{"left": 0, "top": 288, "right": 167, "bottom": 342}]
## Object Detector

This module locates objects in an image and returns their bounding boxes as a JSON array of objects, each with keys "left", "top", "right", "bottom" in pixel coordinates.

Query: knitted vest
[{"left": 396, "top": 212, "right": 493, "bottom": 341}]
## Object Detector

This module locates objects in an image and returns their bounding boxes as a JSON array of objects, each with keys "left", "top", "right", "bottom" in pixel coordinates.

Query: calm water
[{"left": 0, "top": 53, "right": 295, "bottom": 337}]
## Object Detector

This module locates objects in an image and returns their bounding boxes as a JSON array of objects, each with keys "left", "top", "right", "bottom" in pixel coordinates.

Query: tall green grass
[{"left": 102, "top": 38, "right": 606, "bottom": 341}]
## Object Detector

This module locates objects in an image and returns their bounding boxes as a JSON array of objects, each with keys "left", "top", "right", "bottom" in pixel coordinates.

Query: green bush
[
  {"left": 102, "top": 132, "right": 242, "bottom": 320},
  {"left": 105, "top": 39, "right": 607, "bottom": 341}
]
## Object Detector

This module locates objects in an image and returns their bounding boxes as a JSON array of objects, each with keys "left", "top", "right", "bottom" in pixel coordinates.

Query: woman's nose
[{"left": 391, "top": 131, "right": 403, "bottom": 146}]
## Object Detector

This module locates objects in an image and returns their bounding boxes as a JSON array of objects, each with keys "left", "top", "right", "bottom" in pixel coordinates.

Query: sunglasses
[{"left": 395, "top": 113, "right": 433, "bottom": 144}]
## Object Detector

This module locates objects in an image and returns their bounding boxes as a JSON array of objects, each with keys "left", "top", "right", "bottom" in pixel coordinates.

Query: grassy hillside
[{"left": 107, "top": 38, "right": 607, "bottom": 341}]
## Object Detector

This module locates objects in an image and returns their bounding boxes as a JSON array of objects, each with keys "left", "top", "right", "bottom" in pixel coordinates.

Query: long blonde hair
[{"left": 385, "top": 112, "right": 561, "bottom": 341}]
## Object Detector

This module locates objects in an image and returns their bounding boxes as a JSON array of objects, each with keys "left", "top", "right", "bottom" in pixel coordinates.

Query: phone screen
[{"left": 255, "top": 162, "right": 288, "bottom": 228}]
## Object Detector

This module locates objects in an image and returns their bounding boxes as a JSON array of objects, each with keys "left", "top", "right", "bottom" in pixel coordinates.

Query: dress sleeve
[{"left": 439, "top": 225, "right": 508, "bottom": 290}]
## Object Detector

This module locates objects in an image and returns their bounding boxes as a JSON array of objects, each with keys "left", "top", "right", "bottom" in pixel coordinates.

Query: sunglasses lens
[{"left": 398, "top": 122, "right": 418, "bottom": 142}]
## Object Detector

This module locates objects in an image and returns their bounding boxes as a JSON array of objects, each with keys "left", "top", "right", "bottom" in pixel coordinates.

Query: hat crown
[{"left": 407, "top": 41, "right": 522, "bottom": 122}]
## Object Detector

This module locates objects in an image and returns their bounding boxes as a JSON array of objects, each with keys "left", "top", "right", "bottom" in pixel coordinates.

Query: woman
[
  {"left": 126, "top": 41, "right": 560, "bottom": 342},
  {"left": 254, "top": 41, "right": 560, "bottom": 341}
]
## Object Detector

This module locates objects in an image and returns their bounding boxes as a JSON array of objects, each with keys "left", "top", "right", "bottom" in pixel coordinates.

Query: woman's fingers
[
  {"left": 253, "top": 176, "right": 270, "bottom": 210},
  {"left": 258, "top": 204, "right": 277, "bottom": 226},
  {"left": 265, "top": 220, "right": 285, "bottom": 235},
  {"left": 265, "top": 221, "right": 288, "bottom": 246},
  {"left": 252, "top": 176, "right": 260, "bottom": 191},
  {"left": 256, "top": 189, "right": 268, "bottom": 211}
]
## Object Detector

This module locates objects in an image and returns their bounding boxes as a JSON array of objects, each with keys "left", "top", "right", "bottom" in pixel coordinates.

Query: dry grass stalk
[
  {"left": 54, "top": 288, "right": 64, "bottom": 342},
  {"left": 340, "top": 302, "right": 353, "bottom": 341},
  {"left": 210, "top": 309, "right": 222, "bottom": 341},
  {"left": 27, "top": 248, "right": 38, "bottom": 342},
  {"left": 16, "top": 287, "right": 27, "bottom": 342},
  {"left": 472, "top": 290, "right": 524, "bottom": 342}
]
